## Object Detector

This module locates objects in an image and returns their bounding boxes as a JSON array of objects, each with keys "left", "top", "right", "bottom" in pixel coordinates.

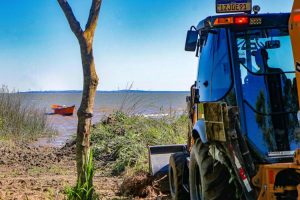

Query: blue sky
[{"left": 0, "top": 0, "right": 293, "bottom": 91}]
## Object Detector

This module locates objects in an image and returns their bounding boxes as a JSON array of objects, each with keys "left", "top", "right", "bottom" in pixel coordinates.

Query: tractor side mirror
[{"left": 185, "top": 29, "right": 198, "bottom": 52}]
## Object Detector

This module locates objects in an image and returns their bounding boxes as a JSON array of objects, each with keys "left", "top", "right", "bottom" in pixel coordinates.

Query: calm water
[{"left": 22, "top": 92, "right": 189, "bottom": 147}]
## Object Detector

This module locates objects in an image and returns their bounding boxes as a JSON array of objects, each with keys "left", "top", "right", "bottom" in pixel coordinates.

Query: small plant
[{"left": 66, "top": 150, "right": 98, "bottom": 200}]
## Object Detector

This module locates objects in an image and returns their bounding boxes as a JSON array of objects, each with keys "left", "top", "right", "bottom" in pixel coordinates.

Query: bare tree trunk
[
  {"left": 57, "top": 0, "right": 102, "bottom": 184},
  {"left": 76, "top": 38, "right": 98, "bottom": 183}
]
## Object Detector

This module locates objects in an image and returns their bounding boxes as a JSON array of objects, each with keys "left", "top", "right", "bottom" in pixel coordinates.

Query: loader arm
[{"left": 290, "top": 0, "right": 300, "bottom": 108}]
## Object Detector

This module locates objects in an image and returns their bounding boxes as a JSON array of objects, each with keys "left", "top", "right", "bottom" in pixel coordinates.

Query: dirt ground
[
  {"left": 0, "top": 141, "right": 125, "bottom": 200},
  {"left": 0, "top": 141, "right": 170, "bottom": 200}
]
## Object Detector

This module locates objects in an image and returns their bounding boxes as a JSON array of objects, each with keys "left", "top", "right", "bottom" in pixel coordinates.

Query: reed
[
  {"left": 116, "top": 83, "right": 148, "bottom": 115},
  {"left": 0, "top": 86, "right": 55, "bottom": 140}
]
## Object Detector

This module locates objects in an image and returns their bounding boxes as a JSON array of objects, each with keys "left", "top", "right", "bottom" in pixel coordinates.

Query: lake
[{"left": 22, "top": 91, "right": 189, "bottom": 147}]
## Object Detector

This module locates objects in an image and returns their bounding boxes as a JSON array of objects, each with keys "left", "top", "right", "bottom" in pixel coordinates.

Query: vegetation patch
[
  {"left": 0, "top": 86, "right": 55, "bottom": 141},
  {"left": 91, "top": 111, "right": 187, "bottom": 175}
]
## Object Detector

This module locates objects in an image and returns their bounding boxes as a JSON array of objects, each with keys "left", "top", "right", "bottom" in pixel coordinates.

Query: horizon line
[{"left": 21, "top": 89, "right": 190, "bottom": 93}]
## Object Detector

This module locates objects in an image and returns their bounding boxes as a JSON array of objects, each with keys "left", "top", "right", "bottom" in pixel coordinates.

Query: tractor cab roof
[{"left": 196, "top": 13, "right": 290, "bottom": 32}]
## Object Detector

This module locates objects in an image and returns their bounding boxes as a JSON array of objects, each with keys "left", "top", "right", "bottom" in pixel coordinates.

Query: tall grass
[
  {"left": 0, "top": 86, "right": 55, "bottom": 140},
  {"left": 116, "top": 83, "right": 148, "bottom": 115}
]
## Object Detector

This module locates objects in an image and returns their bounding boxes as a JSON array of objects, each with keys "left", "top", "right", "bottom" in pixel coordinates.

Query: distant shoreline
[{"left": 21, "top": 90, "right": 189, "bottom": 94}]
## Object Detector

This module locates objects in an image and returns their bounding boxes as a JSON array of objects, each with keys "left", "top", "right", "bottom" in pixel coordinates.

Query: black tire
[
  {"left": 189, "top": 139, "right": 237, "bottom": 200},
  {"left": 169, "top": 152, "right": 189, "bottom": 200}
]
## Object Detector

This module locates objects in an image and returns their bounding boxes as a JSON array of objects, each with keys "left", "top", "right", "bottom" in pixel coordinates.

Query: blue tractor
[{"left": 149, "top": 1, "right": 300, "bottom": 200}]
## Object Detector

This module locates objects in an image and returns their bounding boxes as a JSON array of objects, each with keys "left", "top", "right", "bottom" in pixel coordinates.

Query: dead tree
[{"left": 57, "top": 0, "right": 102, "bottom": 184}]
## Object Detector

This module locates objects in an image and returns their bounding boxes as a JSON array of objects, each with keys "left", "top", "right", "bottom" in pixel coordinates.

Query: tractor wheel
[
  {"left": 189, "top": 138, "right": 237, "bottom": 200},
  {"left": 169, "top": 152, "right": 189, "bottom": 200}
]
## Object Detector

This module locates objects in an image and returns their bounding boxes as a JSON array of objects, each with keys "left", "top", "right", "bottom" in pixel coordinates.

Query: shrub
[{"left": 91, "top": 111, "right": 188, "bottom": 175}]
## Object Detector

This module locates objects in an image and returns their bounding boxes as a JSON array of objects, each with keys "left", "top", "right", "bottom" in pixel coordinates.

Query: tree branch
[
  {"left": 57, "top": 0, "right": 83, "bottom": 40},
  {"left": 85, "top": 0, "right": 102, "bottom": 34}
]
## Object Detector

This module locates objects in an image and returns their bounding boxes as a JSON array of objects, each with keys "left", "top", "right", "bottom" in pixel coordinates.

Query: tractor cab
[{"left": 186, "top": 13, "right": 300, "bottom": 163}]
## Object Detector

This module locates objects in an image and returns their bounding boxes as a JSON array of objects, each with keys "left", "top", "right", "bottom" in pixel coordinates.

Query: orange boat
[{"left": 51, "top": 104, "right": 75, "bottom": 116}]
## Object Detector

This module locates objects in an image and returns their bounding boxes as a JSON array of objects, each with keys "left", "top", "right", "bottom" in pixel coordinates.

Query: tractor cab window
[
  {"left": 236, "top": 28, "right": 300, "bottom": 155},
  {"left": 197, "top": 28, "right": 232, "bottom": 102},
  {"left": 237, "top": 29, "right": 295, "bottom": 77}
]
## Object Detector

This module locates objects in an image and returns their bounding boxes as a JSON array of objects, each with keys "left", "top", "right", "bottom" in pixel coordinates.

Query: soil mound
[{"left": 120, "top": 172, "right": 170, "bottom": 199}]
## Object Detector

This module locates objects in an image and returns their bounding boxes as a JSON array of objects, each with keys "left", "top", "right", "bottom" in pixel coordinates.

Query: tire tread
[
  {"left": 169, "top": 152, "right": 189, "bottom": 200},
  {"left": 190, "top": 139, "right": 237, "bottom": 200}
]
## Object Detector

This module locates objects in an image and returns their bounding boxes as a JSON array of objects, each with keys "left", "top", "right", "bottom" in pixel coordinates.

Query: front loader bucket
[{"left": 148, "top": 145, "right": 187, "bottom": 176}]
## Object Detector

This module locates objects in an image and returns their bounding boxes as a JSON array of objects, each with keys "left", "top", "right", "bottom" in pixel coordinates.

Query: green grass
[
  {"left": 91, "top": 111, "right": 188, "bottom": 175},
  {"left": 0, "top": 86, "right": 55, "bottom": 141},
  {"left": 66, "top": 150, "right": 98, "bottom": 200}
]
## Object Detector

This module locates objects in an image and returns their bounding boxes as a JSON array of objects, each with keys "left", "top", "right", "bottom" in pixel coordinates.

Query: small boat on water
[{"left": 51, "top": 104, "right": 75, "bottom": 116}]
